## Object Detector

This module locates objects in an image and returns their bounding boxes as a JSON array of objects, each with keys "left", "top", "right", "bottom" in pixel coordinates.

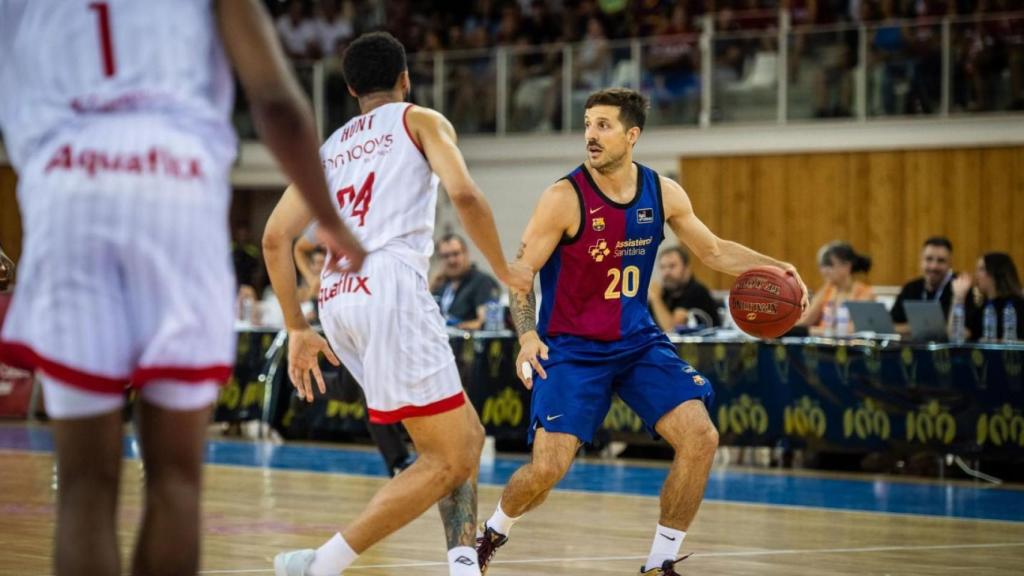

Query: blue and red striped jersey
[{"left": 538, "top": 163, "right": 665, "bottom": 342}]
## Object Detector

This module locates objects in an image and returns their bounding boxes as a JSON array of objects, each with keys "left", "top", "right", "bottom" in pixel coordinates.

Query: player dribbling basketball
[{"left": 476, "top": 88, "right": 809, "bottom": 575}]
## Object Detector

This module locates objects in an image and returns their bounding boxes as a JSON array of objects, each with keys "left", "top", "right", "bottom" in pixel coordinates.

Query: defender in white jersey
[
  {"left": 0, "top": 1, "right": 364, "bottom": 574},
  {"left": 263, "top": 32, "right": 532, "bottom": 576}
]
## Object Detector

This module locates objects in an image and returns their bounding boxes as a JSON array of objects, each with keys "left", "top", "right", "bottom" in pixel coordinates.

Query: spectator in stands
[
  {"left": 950, "top": 252, "right": 1024, "bottom": 341},
  {"left": 871, "top": 0, "right": 913, "bottom": 115},
  {"left": 645, "top": 5, "right": 701, "bottom": 122},
  {"left": 575, "top": 17, "right": 612, "bottom": 90},
  {"left": 799, "top": 241, "right": 875, "bottom": 335},
  {"left": 891, "top": 236, "right": 956, "bottom": 334},
  {"left": 314, "top": 0, "right": 355, "bottom": 59},
  {"left": 430, "top": 234, "right": 500, "bottom": 330},
  {"left": 276, "top": 0, "right": 317, "bottom": 60},
  {"left": 649, "top": 246, "right": 722, "bottom": 332}
]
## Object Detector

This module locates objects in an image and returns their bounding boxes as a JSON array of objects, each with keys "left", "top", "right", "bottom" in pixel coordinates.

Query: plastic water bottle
[
  {"left": 822, "top": 301, "right": 836, "bottom": 337},
  {"left": 1003, "top": 303, "right": 1018, "bottom": 343},
  {"left": 982, "top": 302, "right": 998, "bottom": 341},
  {"left": 484, "top": 300, "right": 504, "bottom": 332},
  {"left": 835, "top": 303, "right": 851, "bottom": 337},
  {"left": 950, "top": 303, "right": 966, "bottom": 344}
]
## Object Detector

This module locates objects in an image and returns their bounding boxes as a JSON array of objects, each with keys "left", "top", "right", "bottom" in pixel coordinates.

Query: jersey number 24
[{"left": 337, "top": 172, "right": 374, "bottom": 227}]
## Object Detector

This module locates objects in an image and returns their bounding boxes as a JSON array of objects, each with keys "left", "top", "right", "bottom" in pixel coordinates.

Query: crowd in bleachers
[{"left": 266, "top": 0, "right": 1024, "bottom": 124}]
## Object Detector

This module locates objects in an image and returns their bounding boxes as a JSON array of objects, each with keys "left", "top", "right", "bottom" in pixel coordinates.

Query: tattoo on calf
[{"left": 438, "top": 479, "right": 478, "bottom": 549}]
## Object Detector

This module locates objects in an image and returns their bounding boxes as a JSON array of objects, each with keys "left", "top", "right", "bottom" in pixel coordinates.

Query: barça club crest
[{"left": 592, "top": 217, "right": 605, "bottom": 231}]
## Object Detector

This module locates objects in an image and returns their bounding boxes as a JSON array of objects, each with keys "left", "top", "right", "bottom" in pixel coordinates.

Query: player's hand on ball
[
  {"left": 516, "top": 332, "right": 548, "bottom": 390},
  {"left": 785, "top": 266, "right": 810, "bottom": 311},
  {"left": 287, "top": 328, "right": 341, "bottom": 403}
]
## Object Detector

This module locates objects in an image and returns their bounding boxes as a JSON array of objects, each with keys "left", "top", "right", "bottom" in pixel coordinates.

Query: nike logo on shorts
[{"left": 546, "top": 414, "right": 564, "bottom": 422}]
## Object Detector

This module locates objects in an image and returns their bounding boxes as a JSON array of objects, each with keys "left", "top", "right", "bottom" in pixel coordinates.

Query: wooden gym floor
[{"left": 1, "top": 424, "right": 1022, "bottom": 575}]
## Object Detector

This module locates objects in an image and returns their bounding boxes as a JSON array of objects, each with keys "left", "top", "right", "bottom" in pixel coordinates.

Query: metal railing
[{"left": 243, "top": 10, "right": 1024, "bottom": 138}]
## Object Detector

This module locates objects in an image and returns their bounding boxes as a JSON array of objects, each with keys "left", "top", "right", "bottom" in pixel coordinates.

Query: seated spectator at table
[
  {"left": 276, "top": 0, "right": 317, "bottom": 61},
  {"left": 799, "top": 241, "right": 875, "bottom": 336},
  {"left": 649, "top": 246, "right": 721, "bottom": 332},
  {"left": 950, "top": 252, "right": 1024, "bottom": 341},
  {"left": 430, "top": 234, "right": 499, "bottom": 330},
  {"left": 891, "top": 236, "right": 956, "bottom": 335}
]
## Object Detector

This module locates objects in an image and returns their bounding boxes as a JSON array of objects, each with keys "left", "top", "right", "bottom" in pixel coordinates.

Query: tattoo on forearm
[
  {"left": 438, "top": 479, "right": 478, "bottom": 548},
  {"left": 511, "top": 242, "right": 537, "bottom": 336},
  {"left": 511, "top": 289, "right": 537, "bottom": 336}
]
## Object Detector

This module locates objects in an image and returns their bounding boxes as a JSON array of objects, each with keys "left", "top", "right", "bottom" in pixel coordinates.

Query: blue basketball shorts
[{"left": 528, "top": 330, "right": 715, "bottom": 444}]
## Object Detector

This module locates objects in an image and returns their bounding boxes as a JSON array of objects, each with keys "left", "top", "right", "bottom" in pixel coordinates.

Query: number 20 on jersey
[{"left": 605, "top": 265, "right": 640, "bottom": 300}]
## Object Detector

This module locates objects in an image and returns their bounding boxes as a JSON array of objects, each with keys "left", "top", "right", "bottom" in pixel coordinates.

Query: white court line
[{"left": 189, "top": 541, "right": 1024, "bottom": 574}]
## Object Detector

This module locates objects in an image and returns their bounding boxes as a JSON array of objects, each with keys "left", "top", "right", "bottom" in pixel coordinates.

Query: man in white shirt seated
[
  {"left": 315, "top": 0, "right": 355, "bottom": 59},
  {"left": 276, "top": 0, "right": 317, "bottom": 60}
]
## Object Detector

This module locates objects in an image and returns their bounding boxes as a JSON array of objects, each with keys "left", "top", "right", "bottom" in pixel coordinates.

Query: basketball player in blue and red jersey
[{"left": 476, "top": 88, "right": 809, "bottom": 575}]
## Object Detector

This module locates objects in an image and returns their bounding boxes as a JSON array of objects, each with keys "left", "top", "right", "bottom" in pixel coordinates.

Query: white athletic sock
[
  {"left": 644, "top": 524, "right": 685, "bottom": 572},
  {"left": 308, "top": 533, "right": 358, "bottom": 576},
  {"left": 485, "top": 500, "right": 521, "bottom": 536},
  {"left": 447, "top": 546, "right": 481, "bottom": 576}
]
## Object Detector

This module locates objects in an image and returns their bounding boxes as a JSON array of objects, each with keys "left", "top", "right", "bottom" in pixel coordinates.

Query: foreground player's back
[
  {"left": 320, "top": 102, "right": 439, "bottom": 274},
  {"left": 0, "top": 0, "right": 236, "bottom": 171}
]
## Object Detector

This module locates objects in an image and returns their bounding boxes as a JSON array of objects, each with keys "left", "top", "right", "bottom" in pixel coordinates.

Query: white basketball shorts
[
  {"left": 318, "top": 252, "right": 464, "bottom": 423},
  {"left": 0, "top": 118, "right": 236, "bottom": 417}
]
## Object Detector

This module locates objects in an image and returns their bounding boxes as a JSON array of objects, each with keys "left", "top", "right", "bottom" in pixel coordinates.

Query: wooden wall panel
[
  {"left": 0, "top": 166, "right": 20, "bottom": 262},
  {"left": 679, "top": 146, "right": 1024, "bottom": 290}
]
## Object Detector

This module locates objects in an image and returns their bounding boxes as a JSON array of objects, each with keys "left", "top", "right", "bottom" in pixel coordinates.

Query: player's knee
[
  {"left": 468, "top": 418, "right": 486, "bottom": 454},
  {"left": 530, "top": 458, "right": 570, "bottom": 489},
  {"left": 433, "top": 457, "right": 474, "bottom": 492},
  {"left": 59, "top": 458, "right": 119, "bottom": 494},
  {"left": 689, "top": 421, "right": 719, "bottom": 458}
]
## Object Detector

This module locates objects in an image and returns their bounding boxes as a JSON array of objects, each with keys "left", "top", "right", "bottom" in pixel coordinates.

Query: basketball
[{"left": 729, "top": 266, "right": 803, "bottom": 339}]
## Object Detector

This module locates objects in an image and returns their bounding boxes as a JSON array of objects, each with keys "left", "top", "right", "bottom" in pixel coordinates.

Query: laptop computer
[
  {"left": 844, "top": 301, "right": 898, "bottom": 337},
  {"left": 903, "top": 301, "right": 948, "bottom": 342}
]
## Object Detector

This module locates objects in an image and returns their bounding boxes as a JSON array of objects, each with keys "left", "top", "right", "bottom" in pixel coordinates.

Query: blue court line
[{"left": 2, "top": 425, "right": 1022, "bottom": 523}]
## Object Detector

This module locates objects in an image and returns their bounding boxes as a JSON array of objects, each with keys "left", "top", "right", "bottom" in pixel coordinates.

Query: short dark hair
[
  {"left": 820, "top": 241, "right": 872, "bottom": 274},
  {"left": 438, "top": 233, "right": 467, "bottom": 251},
  {"left": 659, "top": 245, "right": 690, "bottom": 266},
  {"left": 584, "top": 88, "right": 649, "bottom": 132},
  {"left": 342, "top": 32, "right": 407, "bottom": 96},
  {"left": 923, "top": 236, "right": 953, "bottom": 252}
]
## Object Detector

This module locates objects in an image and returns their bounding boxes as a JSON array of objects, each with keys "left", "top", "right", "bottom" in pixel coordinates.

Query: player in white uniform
[
  {"left": 0, "top": 1, "right": 365, "bottom": 574},
  {"left": 263, "top": 32, "right": 532, "bottom": 576}
]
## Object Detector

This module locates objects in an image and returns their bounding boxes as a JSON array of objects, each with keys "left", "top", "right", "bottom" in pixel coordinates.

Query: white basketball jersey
[
  {"left": 320, "top": 102, "right": 439, "bottom": 276},
  {"left": 0, "top": 0, "right": 236, "bottom": 172}
]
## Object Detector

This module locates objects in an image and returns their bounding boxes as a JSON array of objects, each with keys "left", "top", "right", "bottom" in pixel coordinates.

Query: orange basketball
[{"left": 729, "top": 266, "right": 803, "bottom": 339}]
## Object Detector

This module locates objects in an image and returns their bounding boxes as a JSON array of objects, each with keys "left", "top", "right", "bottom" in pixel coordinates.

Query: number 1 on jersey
[
  {"left": 89, "top": 2, "right": 116, "bottom": 77},
  {"left": 337, "top": 172, "right": 374, "bottom": 227}
]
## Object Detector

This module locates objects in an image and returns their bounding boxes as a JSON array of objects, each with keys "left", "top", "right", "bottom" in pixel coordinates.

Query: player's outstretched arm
[
  {"left": 509, "top": 181, "right": 578, "bottom": 388},
  {"left": 406, "top": 106, "right": 532, "bottom": 293},
  {"left": 263, "top": 186, "right": 340, "bottom": 402},
  {"left": 216, "top": 0, "right": 364, "bottom": 271},
  {"left": 662, "top": 176, "right": 809, "bottom": 309}
]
